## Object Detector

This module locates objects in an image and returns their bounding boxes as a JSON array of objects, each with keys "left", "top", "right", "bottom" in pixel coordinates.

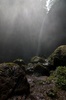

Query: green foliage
[
  {"left": 55, "top": 66, "right": 66, "bottom": 76},
  {"left": 55, "top": 66, "right": 66, "bottom": 90}
]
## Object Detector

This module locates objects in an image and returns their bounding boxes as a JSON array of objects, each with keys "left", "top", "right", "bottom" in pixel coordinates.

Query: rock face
[
  {"left": 48, "top": 45, "right": 66, "bottom": 68},
  {"left": 0, "top": 63, "right": 30, "bottom": 100}
]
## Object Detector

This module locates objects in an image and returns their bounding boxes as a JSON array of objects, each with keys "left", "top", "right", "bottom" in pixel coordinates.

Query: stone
[
  {"left": 48, "top": 45, "right": 66, "bottom": 69},
  {"left": 0, "top": 63, "right": 30, "bottom": 100},
  {"left": 13, "top": 59, "right": 25, "bottom": 66}
]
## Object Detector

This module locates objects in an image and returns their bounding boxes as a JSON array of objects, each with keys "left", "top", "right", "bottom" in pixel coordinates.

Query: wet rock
[
  {"left": 34, "top": 63, "right": 50, "bottom": 76},
  {"left": 26, "top": 57, "right": 51, "bottom": 76},
  {"left": 0, "top": 63, "right": 30, "bottom": 100},
  {"left": 26, "top": 63, "right": 50, "bottom": 76},
  {"left": 26, "top": 67, "right": 34, "bottom": 75},
  {"left": 48, "top": 45, "right": 66, "bottom": 69},
  {"left": 13, "top": 59, "right": 25, "bottom": 66},
  {"left": 26, "top": 63, "right": 34, "bottom": 75},
  {"left": 31, "top": 56, "right": 45, "bottom": 63}
]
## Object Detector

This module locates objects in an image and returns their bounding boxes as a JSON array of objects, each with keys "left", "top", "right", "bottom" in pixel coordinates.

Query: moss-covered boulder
[
  {"left": 26, "top": 63, "right": 50, "bottom": 76},
  {"left": 26, "top": 57, "right": 50, "bottom": 76},
  {"left": 48, "top": 45, "right": 66, "bottom": 68},
  {"left": 34, "top": 63, "right": 50, "bottom": 76},
  {"left": 13, "top": 59, "right": 25, "bottom": 66},
  {"left": 0, "top": 63, "right": 30, "bottom": 100},
  {"left": 31, "top": 56, "right": 45, "bottom": 63}
]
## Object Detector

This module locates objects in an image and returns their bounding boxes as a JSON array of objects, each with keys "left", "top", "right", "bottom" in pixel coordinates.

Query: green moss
[
  {"left": 31, "top": 56, "right": 45, "bottom": 63},
  {"left": 48, "top": 45, "right": 66, "bottom": 66},
  {"left": 48, "top": 75, "right": 55, "bottom": 83},
  {"left": 55, "top": 66, "right": 66, "bottom": 90},
  {"left": 48, "top": 66, "right": 66, "bottom": 90},
  {"left": 5, "top": 62, "right": 16, "bottom": 66}
]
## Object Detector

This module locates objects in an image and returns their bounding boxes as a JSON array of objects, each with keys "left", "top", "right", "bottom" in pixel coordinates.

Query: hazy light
[
  {"left": 37, "top": 0, "right": 57, "bottom": 55},
  {"left": 0, "top": 0, "right": 66, "bottom": 61}
]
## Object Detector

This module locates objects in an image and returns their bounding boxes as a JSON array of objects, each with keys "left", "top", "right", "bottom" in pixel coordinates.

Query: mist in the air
[{"left": 0, "top": 0, "right": 66, "bottom": 62}]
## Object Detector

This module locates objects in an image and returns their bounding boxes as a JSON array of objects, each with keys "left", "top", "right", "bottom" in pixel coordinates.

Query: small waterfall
[
  {"left": 37, "top": 0, "right": 56, "bottom": 56},
  {"left": 46, "top": 0, "right": 56, "bottom": 12}
]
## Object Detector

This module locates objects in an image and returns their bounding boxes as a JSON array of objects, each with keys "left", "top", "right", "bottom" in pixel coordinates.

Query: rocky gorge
[{"left": 0, "top": 45, "right": 66, "bottom": 100}]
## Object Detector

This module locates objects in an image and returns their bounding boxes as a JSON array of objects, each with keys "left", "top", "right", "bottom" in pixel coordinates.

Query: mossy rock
[
  {"left": 48, "top": 45, "right": 66, "bottom": 68},
  {"left": 26, "top": 63, "right": 50, "bottom": 76},
  {"left": 13, "top": 59, "right": 25, "bottom": 65},
  {"left": 34, "top": 63, "right": 50, "bottom": 76},
  {"left": 0, "top": 63, "right": 30, "bottom": 100},
  {"left": 26, "top": 63, "right": 34, "bottom": 75},
  {"left": 31, "top": 56, "right": 45, "bottom": 63}
]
